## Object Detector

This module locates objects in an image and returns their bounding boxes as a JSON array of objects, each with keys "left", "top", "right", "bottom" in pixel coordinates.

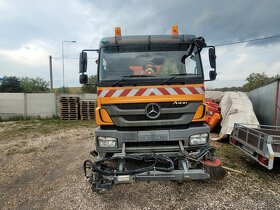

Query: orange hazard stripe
[{"left": 97, "top": 84, "right": 205, "bottom": 98}]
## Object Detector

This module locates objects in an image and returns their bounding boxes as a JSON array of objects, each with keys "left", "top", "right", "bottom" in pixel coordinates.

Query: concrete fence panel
[
  {"left": 0, "top": 93, "right": 97, "bottom": 120},
  {"left": 0, "top": 93, "right": 25, "bottom": 119},
  {"left": 26, "top": 93, "right": 56, "bottom": 118}
]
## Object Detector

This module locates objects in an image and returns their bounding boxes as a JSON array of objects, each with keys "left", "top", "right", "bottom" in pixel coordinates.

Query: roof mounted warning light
[
  {"left": 115, "top": 27, "right": 121, "bottom": 37},
  {"left": 171, "top": 25, "right": 179, "bottom": 35}
]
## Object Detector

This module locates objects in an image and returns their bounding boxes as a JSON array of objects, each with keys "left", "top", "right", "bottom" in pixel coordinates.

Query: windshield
[{"left": 98, "top": 44, "right": 203, "bottom": 84}]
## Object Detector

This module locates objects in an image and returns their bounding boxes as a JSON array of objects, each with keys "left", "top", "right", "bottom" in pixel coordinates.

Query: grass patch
[
  {"left": 5, "top": 146, "right": 38, "bottom": 155},
  {"left": 0, "top": 119, "right": 96, "bottom": 140},
  {"left": 212, "top": 140, "right": 280, "bottom": 181},
  {"left": 211, "top": 140, "right": 248, "bottom": 170},
  {"left": 53, "top": 87, "right": 82, "bottom": 94},
  {"left": 0, "top": 115, "right": 58, "bottom": 122}
]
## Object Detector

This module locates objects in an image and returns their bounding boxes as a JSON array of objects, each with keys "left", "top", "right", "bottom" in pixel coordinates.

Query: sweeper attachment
[{"left": 84, "top": 141, "right": 225, "bottom": 192}]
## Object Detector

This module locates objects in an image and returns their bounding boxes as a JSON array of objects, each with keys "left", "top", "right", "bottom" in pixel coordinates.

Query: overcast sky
[{"left": 1, "top": 0, "right": 280, "bottom": 88}]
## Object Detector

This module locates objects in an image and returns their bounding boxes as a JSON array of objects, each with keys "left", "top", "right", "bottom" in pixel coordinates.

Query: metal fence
[{"left": 249, "top": 78, "right": 280, "bottom": 126}]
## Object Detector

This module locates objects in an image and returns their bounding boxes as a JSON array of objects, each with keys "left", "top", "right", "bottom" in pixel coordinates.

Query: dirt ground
[{"left": 0, "top": 120, "right": 280, "bottom": 210}]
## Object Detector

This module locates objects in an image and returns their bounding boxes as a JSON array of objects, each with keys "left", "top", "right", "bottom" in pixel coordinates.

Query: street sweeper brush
[{"left": 201, "top": 159, "right": 226, "bottom": 180}]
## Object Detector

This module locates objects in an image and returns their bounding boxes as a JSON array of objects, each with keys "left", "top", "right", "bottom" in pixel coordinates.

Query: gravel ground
[{"left": 0, "top": 120, "right": 280, "bottom": 210}]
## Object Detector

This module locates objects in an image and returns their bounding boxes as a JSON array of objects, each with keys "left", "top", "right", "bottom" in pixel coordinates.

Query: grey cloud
[
  {"left": 0, "top": 1, "right": 83, "bottom": 50},
  {"left": 1, "top": 0, "right": 280, "bottom": 87},
  {"left": 2, "top": 0, "right": 279, "bottom": 49},
  {"left": 84, "top": 0, "right": 280, "bottom": 46},
  {"left": 187, "top": 0, "right": 280, "bottom": 46}
]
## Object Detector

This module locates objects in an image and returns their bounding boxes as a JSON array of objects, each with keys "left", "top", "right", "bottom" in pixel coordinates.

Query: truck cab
[{"left": 80, "top": 26, "right": 224, "bottom": 192}]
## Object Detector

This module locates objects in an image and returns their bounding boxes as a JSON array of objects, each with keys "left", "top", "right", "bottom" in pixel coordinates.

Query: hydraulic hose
[{"left": 89, "top": 155, "right": 174, "bottom": 176}]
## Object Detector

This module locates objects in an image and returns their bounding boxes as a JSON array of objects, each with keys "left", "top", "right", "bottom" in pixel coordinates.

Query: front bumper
[
  {"left": 95, "top": 125, "right": 210, "bottom": 153},
  {"left": 86, "top": 140, "right": 215, "bottom": 192}
]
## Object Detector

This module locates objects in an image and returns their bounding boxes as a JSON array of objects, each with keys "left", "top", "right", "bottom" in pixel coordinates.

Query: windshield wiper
[
  {"left": 160, "top": 73, "right": 194, "bottom": 85},
  {"left": 112, "top": 75, "right": 155, "bottom": 87}
]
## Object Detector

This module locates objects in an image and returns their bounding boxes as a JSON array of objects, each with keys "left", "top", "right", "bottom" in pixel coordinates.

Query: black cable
[
  {"left": 84, "top": 160, "right": 94, "bottom": 180},
  {"left": 91, "top": 155, "right": 174, "bottom": 176},
  {"left": 215, "top": 34, "right": 280, "bottom": 47}
]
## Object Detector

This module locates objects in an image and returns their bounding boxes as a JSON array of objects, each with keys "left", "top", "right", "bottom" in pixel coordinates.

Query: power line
[{"left": 215, "top": 34, "right": 280, "bottom": 47}]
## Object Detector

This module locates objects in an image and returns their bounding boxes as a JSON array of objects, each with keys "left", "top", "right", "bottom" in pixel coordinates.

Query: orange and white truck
[{"left": 80, "top": 26, "right": 225, "bottom": 192}]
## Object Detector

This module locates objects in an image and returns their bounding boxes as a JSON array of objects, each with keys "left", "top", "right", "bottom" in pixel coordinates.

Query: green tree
[
  {"left": 242, "top": 72, "right": 277, "bottom": 91},
  {"left": 81, "top": 75, "right": 97, "bottom": 93},
  {"left": 55, "top": 86, "right": 70, "bottom": 93},
  {"left": 208, "top": 86, "right": 244, "bottom": 91},
  {"left": 19, "top": 77, "right": 49, "bottom": 93},
  {"left": 0, "top": 76, "right": 23, "bottom": 92}
]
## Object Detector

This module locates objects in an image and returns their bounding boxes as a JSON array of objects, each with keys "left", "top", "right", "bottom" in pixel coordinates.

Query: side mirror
[
  {"left": 79, "top": 74, "right": 88, "bottom": 84},
  {"left": 209, "top": 70, "right": 217, "bottom": 80},
  {"left": 208, "top": 48, "right": 216, "bottom": 69},
  {"left": 79, "top": 51, "right": 88, "bottom": 73}
]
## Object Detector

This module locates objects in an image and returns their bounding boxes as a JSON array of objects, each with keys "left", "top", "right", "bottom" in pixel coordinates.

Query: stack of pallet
[
  {"left": 60, "top": 96, "right": 79, "bottom": 120},
  {"left": 80, "top": 100, "right": 96, "bottom": 120}
]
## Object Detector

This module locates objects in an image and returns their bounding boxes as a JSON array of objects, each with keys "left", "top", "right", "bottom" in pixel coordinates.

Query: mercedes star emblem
[{"left": 145, "top": 103, "right": 161, "bottom": 119}]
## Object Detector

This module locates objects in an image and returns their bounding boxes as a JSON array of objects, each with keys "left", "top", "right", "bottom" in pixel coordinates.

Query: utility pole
[
  {"left": 49, "top": 55, "right": 53, "bottom": 92},
  {"left": 62, "top": 40, "right": 76, "bottom": 93}
]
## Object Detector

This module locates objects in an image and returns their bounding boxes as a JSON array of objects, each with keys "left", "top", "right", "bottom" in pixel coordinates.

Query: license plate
[{"left": 138, "top": 131, "right": 169, "bottom": 141}]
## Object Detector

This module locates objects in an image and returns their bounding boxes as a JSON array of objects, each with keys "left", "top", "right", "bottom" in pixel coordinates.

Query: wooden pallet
[
  {"left": 60, "top": 106, "right": 79, "bottom": 110},
  {"left": 61, "top": 111, "right": 79, "bottom": 115},
  {"left": 80, "top": 100, "right": 96, "bottom": 120},
  {"left": 61, "top": 117, "right": 79, "bottom": 120},
  {"left": 60, "top": 96, "right": 79, "bottom": 102},
  {"left": 60, "top": 96, "right": 80, "bottom": 120}
]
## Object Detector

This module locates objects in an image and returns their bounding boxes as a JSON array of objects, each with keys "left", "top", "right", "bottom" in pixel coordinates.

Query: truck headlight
[
  {"left": 98, "top": 136, "right": 117, "bottom": 148},
  {"left": 189, "top": 133, "right": 208, "bottom": 145}
]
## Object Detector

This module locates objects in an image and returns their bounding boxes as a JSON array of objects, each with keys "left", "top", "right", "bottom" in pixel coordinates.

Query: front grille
[
  {"left": 123, "top": 113, "right": 183, "bottom": 121},
  {"left": 115, "top": 102, "right": 187, "bottom": 110},
  {"left": 103, "top": 101, "right": 202, "bottom": 127}
]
